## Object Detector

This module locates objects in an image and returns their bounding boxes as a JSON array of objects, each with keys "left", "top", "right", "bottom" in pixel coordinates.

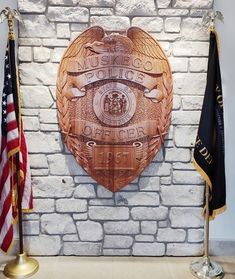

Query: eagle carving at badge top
[{"left": 56, "top": 26, "right": 173, "bottom": 192}]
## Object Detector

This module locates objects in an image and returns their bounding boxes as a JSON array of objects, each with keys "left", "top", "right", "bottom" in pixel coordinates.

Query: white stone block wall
[{"left": 17, "top": 0, "right": 213, "bottom": 256}]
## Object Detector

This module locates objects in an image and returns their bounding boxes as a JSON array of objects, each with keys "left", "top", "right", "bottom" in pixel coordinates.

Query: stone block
[
  {"left": 141, "top": 221, "right": 157, "bottom": 234},
  {"left": 161, "top": 185, "right": 204, "bottom": 206},
  {"left": 89, "top": 206, "right": 129, "bottom": 220},
  {"left": 173, "top": 73, "right": 207, "bottom": 96},
  {"left": 23, "top": 214, "right": 39, "bottom": 220},
  {"left": 189, "top": 58, "right": 208, "bottom": 72},
  {"left": 173, "top": 96, "right": 184, "bottom": 111},
  {"left": 22, "top": 116, "right": 40, "bottom": 131},
  {"left": 63, "top": 234, "right": 79, "bottom": 241},
  {"left": 97, "top": 185, "right": 113, "bottom": 198},
  {"left": 21, "top": 109, "right": 39, "bottom": 116},
  {"left": 71, "top": 23, "right": 89, "bottom": 32},
  {"left": 56, "top": 199, "right": 87, "bottom": 213},
  {"left": 158, "top": 220, "right": 168, "bottom": 228},
  {"left": 19, "top": 47, "right": 32, "bottom": 62},
  {"left": 139, "top": 177, "right": 160, "bottom": 191},
  {"left": 34, "top": 199, "right": 55, "bottom": 213},
  {"left": 131, "top": 207, "right": 168, "bottom": 220},
  {"left": 77, "top": 221, "right": 103, "bottom": 241},
  {"left": 51, "top": 48, "right": 66, "bottom": 62},
  {"left": 91, "top": 16, "right": 130, "bottom": 30},
  {"left": 157, "top": 228, "right": 186, "bottom": 242},
  {"left": 31, "top": 169, "right": 49, "bottom": 176},
  {"left": 116, "top": 0, "right": 157, "bottom": 15},
  {"left": 133, "top": 243, "right": 165, "bottom": 256},
  {"left": 48, "top": 154, "right": 87, "bottom": 175},
  {"left": 172, "top": 111, "right": 201, "bottom": 125},
  {"left": 32, "top": 176, "right": 74, "bottom": 198},
  {"left": 23, "top": 221, "right": 40, "bottom": 235},
  {"left": 161, "top": 176, "right": 172, "bottom": 185},
  {"left": 104, "top": 221, "right": 139, "bottom": 234},
  {"left": 165, "top": 148, "right": 191, "bottom": 162},
  {"left": 20, "top": 63, "right": 58, "bottom": 86},
  {"left": 170, "top": 207, "right": 204, "bottom": 228},
  {"left": 153, "top": 148, "right": 164, "bottom": 162},
  {"left": 188, "top": 229, "right": 204, "bottom": 242},
  {"left": 48, "top": 7, "right": 89, "bottom": 22},
  {"left": 168, "top": 57, "right": 188, "bottom": 72},
  {"left": 142, "top": 163, "right": 171, "bottom": 176},
  {"left": 173, "top": 42, "right": 209, "bottom": 57},
  {"left": 135, "top": 235, "right": 154, "bottom": 242},
  {"left": 73, "top": 213, "right": 88, "bottom": 220},
  {"left": 49, "top": 0, "right": 78, "bottom": 4},
  {"left": 165, "top": 17, "right": 181, "bottom": 32},
  {"left": 34, "top": 47, "right": 51, "bottom": 62},
  {"left": 173, "top": 171, "right": 203, "bottom": 184},
  {"left": 173, "top": 162, "right": 195, "bottom": 170},
  {"left": 90, "top": 8, "right": 114, "bottom": 15},
  {"left": 182, "top": 96, "right": 203, "bottom": 110},
  {"left": 41, "top": 213, "right": 76, "bottom": 234},
  {"left": 21, "top": 86, "right": 54, "bottom": 108},
  {"left": 167, "top": 243, "right": 204, "bottom": 256},
  {"left": 190, "top": 9, "right": 208, "bottom": 17},
  {"left": 173, "top": 0, "right": 213, "bottom": 8},
  {"left": 182, "top": 18, "right": 208, "bottom": 41},
  {"left": 19, "top": 38, "right": 42, "bottom": 46},
  {"left": 175, "top": 126, "right": 198, "bottom": 147},
  {"left": 104, "top": 235, "right": 133, "bottom": 248},
  {"left": 39, "top": 109, "right": 58, "bottom": 124},
  {"left": 103, "top": 249, "right": 130, "bottom": 256},
  {"left": 115, "top": 192, "right": 159, "bottom": 206},
  {"left": 157, "top": 0, "right": 171, "bottom": 8},
  {"left": 79, "top": 0, "right": 115, "bottom": 6},
  {"left": 63, "top": 242, "right": 102, "bottom": 255},
  {"left": 24, "top": 235, "right": 61, "bottom": 255},
  {"left": 20, "top": 15, "right": 56, "bottom": 38},
  {"left": 158, "top": 9, "right": 189, "bottom": 16},
  {"left": 43, "top": 39, "right": 69, "bottom": 47},
  {"left": 132, "top": 17, "right": 163, "bottom": 32},
  {"left": 89, "top": 199, "right": 114, "bottom": 206},
  {"left": 73, "top": 184, "right": 96, "bottom": 198},
  {"left": 26, "top": 132, "right": 62, "bottom": 153},
  {"left": 57, "top": 24, "right": 70, "bottom": 39},
  {"left": 18, "top": 0, "right": 46, "bottom": 13},
  {"left": 74, "top": 176, "right": 96, "bottom": 184},
  {"left": 29, "top": 154, "right": 48, "bottom": 168},
  {"left": 40, "top": 124, "right": 59, "bottom": 131}
]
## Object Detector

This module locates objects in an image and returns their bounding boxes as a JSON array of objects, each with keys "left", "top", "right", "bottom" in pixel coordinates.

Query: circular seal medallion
[{"left": 93, "top": 82, "right": 136, "bottom": 126}]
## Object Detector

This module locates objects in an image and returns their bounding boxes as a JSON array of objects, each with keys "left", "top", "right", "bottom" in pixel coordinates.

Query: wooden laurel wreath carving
[{"left": 56, "top": 26, "right": 173, "bottom": 192}]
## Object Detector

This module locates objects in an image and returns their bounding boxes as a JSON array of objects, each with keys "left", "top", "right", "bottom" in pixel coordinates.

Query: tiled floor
[{"left": 0, "top": 256, "right": 235, "bottom": 279}]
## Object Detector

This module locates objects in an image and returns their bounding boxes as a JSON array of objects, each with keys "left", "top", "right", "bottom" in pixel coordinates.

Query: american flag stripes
[{"left": 0, "top": 40, "right": 32, "bottom": 253}]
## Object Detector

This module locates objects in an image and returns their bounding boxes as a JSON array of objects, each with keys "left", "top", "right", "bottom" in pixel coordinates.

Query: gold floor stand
[
  {"left": 3, "top": 252, "right": 39, "bottom": 279},
  {"left": 190, "top": 257, "right": 224, "bottom": 279}
]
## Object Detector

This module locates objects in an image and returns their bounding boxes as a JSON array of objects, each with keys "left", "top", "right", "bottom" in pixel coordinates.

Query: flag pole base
[
  {"left": 3, "top": 252, "right": 39, "bottom": 279},
  {"left": 190, "top": 257, "right": 224, "bottom": 279}
]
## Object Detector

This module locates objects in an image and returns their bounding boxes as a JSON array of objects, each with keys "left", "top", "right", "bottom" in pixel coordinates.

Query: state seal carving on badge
[{"left": 56, "top": 26, "right": 173, "bottom": 192}]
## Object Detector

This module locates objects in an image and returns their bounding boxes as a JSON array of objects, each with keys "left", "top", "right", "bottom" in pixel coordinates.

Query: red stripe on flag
[{"left": 0, "top": 226, "right": 13, "bottom": 253}]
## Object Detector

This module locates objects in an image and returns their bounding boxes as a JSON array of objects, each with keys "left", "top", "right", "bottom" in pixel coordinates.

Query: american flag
[{"left": 0, "top": 39, "right": 32, "bottom": 253}]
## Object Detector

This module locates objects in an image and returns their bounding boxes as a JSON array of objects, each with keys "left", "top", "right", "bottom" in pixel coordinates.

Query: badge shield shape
[{"left": 56, "top": 26, "right": 173, "bottom": 192}]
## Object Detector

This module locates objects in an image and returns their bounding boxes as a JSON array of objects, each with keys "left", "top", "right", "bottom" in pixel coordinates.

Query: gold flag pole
[
  {"left": 190, "top": 10, "right": 224, "bottom": 279},
  {"left": 0, "top": 7, "right": 39, "bottom": 279}
]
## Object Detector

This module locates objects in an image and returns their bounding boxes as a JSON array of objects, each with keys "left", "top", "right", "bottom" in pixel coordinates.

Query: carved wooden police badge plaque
[{"left": 56, "top": 26, "right": 173, "bottom": 192}]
